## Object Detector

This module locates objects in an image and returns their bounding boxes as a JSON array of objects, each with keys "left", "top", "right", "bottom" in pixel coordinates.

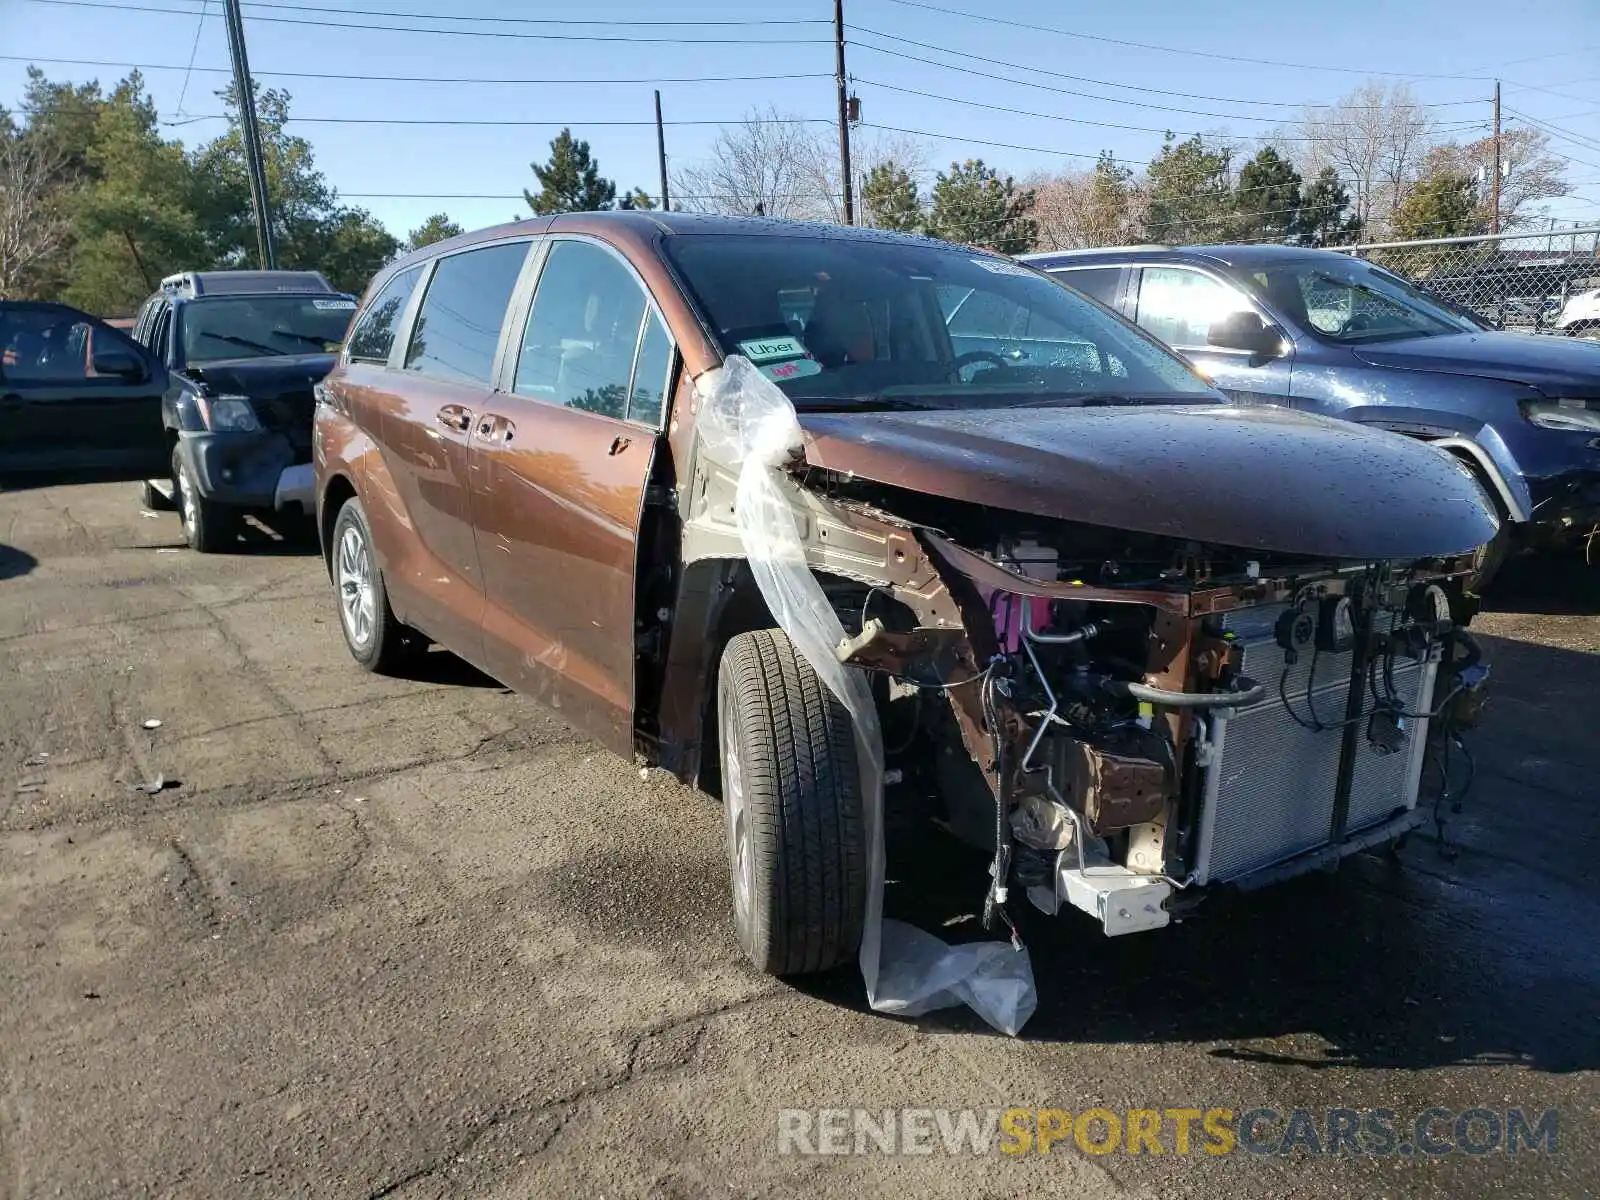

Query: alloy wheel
[{"left": 336, "top": 523, "right": 377, "bottom": 650}]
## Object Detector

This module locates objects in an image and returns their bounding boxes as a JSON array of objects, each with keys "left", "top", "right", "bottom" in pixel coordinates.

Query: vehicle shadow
[
  {"left": 793, "top": 633, "right": 1600, "bottom": 1074},
  {"left": 233, "top": 510, "right": 322, "bottom": 556},
  {"left": 1482, "top": 546, "right": 1599, "bottom": 615},
  {"left": 0, "top": 543, "right": 39, "bottom": 580},
  {"left": 398, "top": 644, "right": 504, "bottom": 689},
  {"left": 0, "top": 465, "right": 160, "bottom": 493}
]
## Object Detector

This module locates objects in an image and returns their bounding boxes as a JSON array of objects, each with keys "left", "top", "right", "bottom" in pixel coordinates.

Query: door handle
[
  {"left": 474, "top": 415, "right": 516, "bottom": 443},
  {"left": 436, "top": 404, "right": 472, "bottom": 433}
]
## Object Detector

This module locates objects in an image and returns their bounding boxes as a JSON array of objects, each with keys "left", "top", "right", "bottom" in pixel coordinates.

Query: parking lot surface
[{"left": 2, "top": 479, "right": 1597, "bottom": 1199}]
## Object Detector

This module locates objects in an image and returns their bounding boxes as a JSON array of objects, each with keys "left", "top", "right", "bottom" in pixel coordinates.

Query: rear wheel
[
  {"left": 331, "top": 496, "right": 414, "bottom": 673},
  {"left": 716, "top": 628, "right": 867, "bottom": 977},
  {"left": 173, "top": 446, "right": 237, "bottom": 553}
]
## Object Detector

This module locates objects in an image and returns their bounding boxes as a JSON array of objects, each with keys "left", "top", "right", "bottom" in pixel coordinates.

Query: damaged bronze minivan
[{"left": 315, "top": 212, "right": 1497, "bottom": 977}]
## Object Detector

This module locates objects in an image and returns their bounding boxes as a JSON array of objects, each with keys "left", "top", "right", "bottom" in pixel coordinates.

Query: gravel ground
[{"left": 1, "top": 478, "right": 1596, "bottom": 1199}]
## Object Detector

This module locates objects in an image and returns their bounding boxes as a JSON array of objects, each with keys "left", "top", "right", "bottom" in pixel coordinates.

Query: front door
[
  {"left": 1131, "top": 266, "right": 1293, "bottom": 406},
  {"left": 0, "top": 303, "right": 168, "bottom": 475},
  {"left": 371, "top": 240, "right": 530, "bottom": 655},
  {"left": 471, "top": 237, "right": 674, "bottom": 756}
]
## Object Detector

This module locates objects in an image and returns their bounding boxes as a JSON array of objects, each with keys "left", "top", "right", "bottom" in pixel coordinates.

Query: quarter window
[
  {"left": 404, "top": 241, "right": 529, "bottom": 384},
  {"left": 515, "top": 240, "right": 666, "bottom": 422},
  {"left": 347, "top": 264, "right": 423, "bottom": 365},
  {"left": 1135, "top": 267, "right": 1254, "bottom": 349}
]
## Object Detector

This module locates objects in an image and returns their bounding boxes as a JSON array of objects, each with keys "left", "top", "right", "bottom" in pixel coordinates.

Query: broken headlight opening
[{"left": 837, "top": 524, "right": 1489, "bottom": 941}]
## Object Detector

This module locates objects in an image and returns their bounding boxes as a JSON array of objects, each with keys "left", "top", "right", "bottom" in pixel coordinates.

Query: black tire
[
  {"left": 716, "top": 628, "right": 867, "bottom": 977},
  {"left": 172, "top": 446, "right": 237, "bottom": 553},
  {"left": 1566, "top": 321, "right": 1600, "bottom": 341},
  {"left": 138, "top": 478, "right": 174, "bottom": 511},
  {"left": 1466, "top": 522, "right": 1513, "bottom": 593},
  {"left": 330, "top": 495, "right": 414, "bottom": 673}
]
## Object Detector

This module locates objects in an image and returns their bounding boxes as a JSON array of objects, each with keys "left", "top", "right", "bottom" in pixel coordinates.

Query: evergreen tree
[
  {"left": 925, "top": 159, "right": 1037, "bottom": 253},
  {"left": 406, "top": 213, "right": 463, "bottom": 250},
  {"left": 1296, "top": 167, "right": 1363, "bottom": 246},
  {"left": 524, "top": 128, "right": 616, "bottom": 215},
  {"left": 1393, "top": 172, "right": 1484, "bottom": 240},
  {"left": 618, "top": 188, "right": 656, "bottom": 210},
  {"left": 1142, "top": 134, "right": 1233, "bottom": 244},
  {"left": 861, "top": 161, "right": 922, "bottom": 231},
  {"left": 1234, "top": 146, "right": 1302, "bottom": 243}
]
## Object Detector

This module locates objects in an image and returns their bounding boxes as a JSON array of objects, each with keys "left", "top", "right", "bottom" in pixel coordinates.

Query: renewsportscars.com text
[{"left": 776, "top": 1106, "right": 1558, "bottom": 1158}]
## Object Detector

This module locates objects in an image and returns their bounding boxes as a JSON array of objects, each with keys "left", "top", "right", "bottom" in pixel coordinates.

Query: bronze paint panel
[{"left": 470, "top": 393, "right": 655, "bottom": 758}]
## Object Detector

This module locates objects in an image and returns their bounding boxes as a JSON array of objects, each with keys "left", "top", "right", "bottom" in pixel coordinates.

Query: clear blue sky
[{"left": 4, "top": 0, "right": 1598, "bottom": 241}]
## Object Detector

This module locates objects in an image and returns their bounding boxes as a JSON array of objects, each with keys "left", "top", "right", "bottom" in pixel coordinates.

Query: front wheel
[
  {"left": 173, "top": 446, "right": 237, "bottom": 553},
  {"left": 331, "top": 496, "right": 415, "bottom": 673},
  {"left": 716, "top": 628, "right": 867, "bottom": 977}
]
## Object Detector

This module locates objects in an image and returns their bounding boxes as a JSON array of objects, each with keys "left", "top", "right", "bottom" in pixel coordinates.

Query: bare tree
[
  {"left": 0, "top": 131, "right": 69, "bottom": 297},
  {"left": 1420, "top": 128, "right": 1571, "bottom": 231},
  {"left": 670, "top": 107, "right": 834, "bottom": 219},
  {"left": 672, "top": 110, "right": 928, "bottom": 224},
  {"left": 1027, "top": 153, "right": 1146, "bottom": 251},
  {"left": 1300, "top": 81, "right": 1436, "bottom": 237}
]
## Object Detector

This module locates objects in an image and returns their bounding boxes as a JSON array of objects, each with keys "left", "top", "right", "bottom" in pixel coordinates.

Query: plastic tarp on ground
[{"left": 696, "top": 355, "right": 1037, "bottom": 1036}]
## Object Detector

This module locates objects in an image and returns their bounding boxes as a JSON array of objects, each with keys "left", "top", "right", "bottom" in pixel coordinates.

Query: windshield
[
  {"left": 1247, "top": 258, "right": 1480, "bottom": 344},
  {"left": 180, "top": 294, "right": 357, "bottom": 364},
  {"left": 664, "top": 233, "right": 1218, "bottom": 409}
]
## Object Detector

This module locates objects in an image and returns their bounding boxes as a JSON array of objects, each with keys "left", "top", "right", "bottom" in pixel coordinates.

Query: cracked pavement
[{"left": 1, "top": 479, "right": 1597, "bottom": 1199}]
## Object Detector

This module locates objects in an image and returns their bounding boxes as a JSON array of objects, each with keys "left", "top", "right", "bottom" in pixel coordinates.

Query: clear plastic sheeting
[{"left": 696, "top": 355, "right": 1037, "bottom": 1037}]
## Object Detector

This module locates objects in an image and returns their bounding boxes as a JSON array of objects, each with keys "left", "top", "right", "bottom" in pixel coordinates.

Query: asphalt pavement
[{"left": 1, "top": 478, "right": 1596, "bottom": 1199}]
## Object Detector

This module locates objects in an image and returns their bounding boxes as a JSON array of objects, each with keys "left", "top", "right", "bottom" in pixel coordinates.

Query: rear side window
[
  {"left": 347, "top": 264, "right": 422, "bottom": 365},
  {"left": 404, "top": 242, "right": 529, "bottom": 385},
  {"left": 1051, "top": 267, "right": 1123, "bottom": 309},
  {"left": 514, "top": 240, "right": 667, "bottom": 422}
]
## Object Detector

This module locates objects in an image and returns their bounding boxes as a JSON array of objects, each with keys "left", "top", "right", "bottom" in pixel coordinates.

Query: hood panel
[
  {"left": 1351, "top": 331, "right": 1600, "bottom": 393},
  {"left": 796, "top": 403, "right": 1499, "bottom": 559},
  {"left": 187, "top": 352, "right": 338, "bottom": 398}
]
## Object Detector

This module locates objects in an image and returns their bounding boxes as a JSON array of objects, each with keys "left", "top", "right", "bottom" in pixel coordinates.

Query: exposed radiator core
[{"left": 1193, "top": 602, "right": 1436, "bottom": 886}]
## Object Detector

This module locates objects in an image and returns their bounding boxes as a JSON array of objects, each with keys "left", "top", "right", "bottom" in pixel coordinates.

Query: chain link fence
[{"left": 1342, "top": 226, "right": 1600, "bottom": 337}]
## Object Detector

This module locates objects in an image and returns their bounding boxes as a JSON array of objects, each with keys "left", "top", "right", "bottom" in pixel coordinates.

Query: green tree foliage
[
  {"left": 1234, "top": 146, "right": 1302, "bottom": 243},
  {"left": 189, "top": 83, "right": 399, "bottom": 294},
  {"left": 861, "top": 161, "right": 923, "bottom": 231},
  {"left": 1143, "top": 134, "right": 1233, "bottom": 244},
  {"left": 5, "top": 71, "right": 401, "bottom": 309},
  {"left": 618, "top": 187, "right": 656, "bottom": 210},
  {"left": 1392, "top": 171, "right": 1484, "bottom": 240},
  {"left": 406, "top": 213, "right": 464, "bottom": 250},
  {"left": 11, "top": 69, "right": 203, "bottom": 310},
  {"left": 525, "top": 128, "right": 616, "bottom": 215},
  {"left": 1296, "top": 167, "right": 1363, "bottom": 247},
  {"left": 925, "top": 159, "right": 1037, "bottom": 253}
]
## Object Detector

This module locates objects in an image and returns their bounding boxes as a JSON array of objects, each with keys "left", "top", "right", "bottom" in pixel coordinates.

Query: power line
[
  {"left": 173, "top": 0, "right": 208, "bottom": 117},
  {"left": 0, "top": 53, "right": 835, "bottom": 87},
  {"left": 856, "top": 77, "right": 1485, "bottom": 141},
  {"left": 168, "top": 114, "right": 840, "bottom": 128},
  {"left": 849, "top": 30, "right": 1485, "bottom": 118},
  {"left": 865, "top": 0, "right": 1521, "bottom": 81},
  {"left": 232, "top": 0, "right": 823, "bottom": 24},
  {"left": 1504, "top": 107, "right": 1600, "bottom": 155},
  {"left": 23, "top": 0, "right": 829, "bottom": 42}
]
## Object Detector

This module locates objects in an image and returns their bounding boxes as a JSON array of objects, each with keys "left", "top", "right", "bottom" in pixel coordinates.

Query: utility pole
[
  {"left": 833, "top": 0, "right": 854, "bottom": 225},
  {"left": 222, "top": 0, "right": 275, "bottom": 268},
  {"left": 1490, "top": 80, "right": 1502, "bottom": 236},
  {"left": 654, "top": 90, "right": 670, "bottom": 213}
]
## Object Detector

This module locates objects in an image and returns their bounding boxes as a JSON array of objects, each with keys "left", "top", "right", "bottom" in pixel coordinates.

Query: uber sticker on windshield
[
  {"left": 759, "top": 358, "right": 823, "bottom": 383},
  {"left": 969, "top": 257, "right": 1035, "bottom": 277},
  {"left": 737, "top": 334, "right": 810, "bottom": 364},
  {"left": 313, "top": 299, "right": 358, "bottom": 310}
]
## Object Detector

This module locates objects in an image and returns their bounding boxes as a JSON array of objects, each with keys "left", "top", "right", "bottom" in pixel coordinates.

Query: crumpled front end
[{"left": 680, "top": 357, "right": 1492, "bottom": 1036}]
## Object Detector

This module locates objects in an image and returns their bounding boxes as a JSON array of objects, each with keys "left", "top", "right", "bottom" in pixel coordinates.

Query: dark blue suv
[{"left": 1023, "top": 244, "right": 1600, "bottom": 582}]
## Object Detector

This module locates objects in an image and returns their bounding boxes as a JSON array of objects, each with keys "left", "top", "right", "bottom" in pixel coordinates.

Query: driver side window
[{"left": 1135, "top": 267, "right": 1252, "bottom": 349}]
